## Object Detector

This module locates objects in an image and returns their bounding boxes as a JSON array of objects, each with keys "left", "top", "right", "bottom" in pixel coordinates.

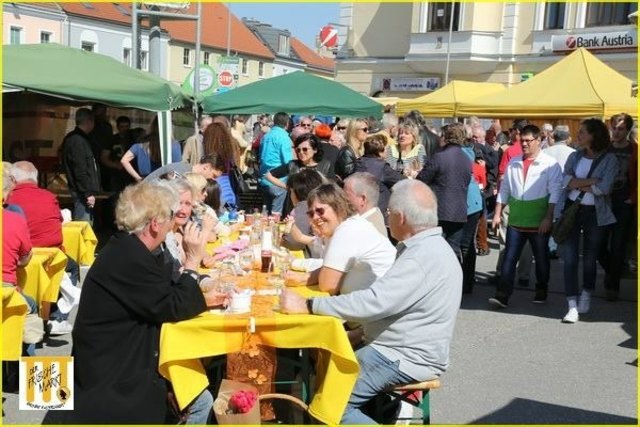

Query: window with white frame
[
  {"left": 123, "top": 48, "right": 131, "bottom": 66},
  {"left": 203, "top": 51, "right": 210, "bottom": 65},
  {"left": 543, "top": 3, "right": 566, "bottom": 29},
  {"left": 183, "top": 48, "right": 191, "bottom": 66},
  {"left": 10, "top": 27, "right": 22, "bottom": 45},
  {"left": 258, "top": 61, "right": 264, "bottom": 77},
  {"left": 278, "top": 34, "right": 290, "bottom": 55},
  {"left": 81, "top": 41, "right": 95, "bottom": 52},
  {"left": 141, "top": 51, "right": 148, "bottom": 71},
  {"left": 585, "top": 2, "right": 637, "bottom": 27},
  {"left": 241, "top": 58, "right": 248, "bottom": 75},
  {"left": 427, "top": 2, "right": 460, "bottom": 31},
  {"left": 40, "top": 31, "right": 52, "bottom": 43}
]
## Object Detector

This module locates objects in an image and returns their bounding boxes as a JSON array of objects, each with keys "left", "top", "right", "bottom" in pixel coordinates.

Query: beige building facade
[{"left": 335, "top": 2, "right": 638, "bottom": 98}]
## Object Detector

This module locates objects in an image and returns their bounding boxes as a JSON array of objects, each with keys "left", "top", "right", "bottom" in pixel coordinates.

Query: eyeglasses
[
  {"left": 306, "top": 207, "right": 326, "bottom": 218},
  {"left": 359, "top": 127, "right": 369, "bottom": 133},
  {"left": 520, "top": 138, "right": 539, "bottom": 144},
  {"left": 168, "top": 209, "right": 176, "bottom": 220},
  {"left": 300, "top": 123, "right": 312, "bottom": 128},
  {"left": 337, "top": 126, "right": 347, "bottom": 131},
  {"left": 295, "top": 147, "right": 310, "bottom": 153}
]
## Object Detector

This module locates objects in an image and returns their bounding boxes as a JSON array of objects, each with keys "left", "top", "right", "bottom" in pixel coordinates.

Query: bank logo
[
  {"left": 566, "top": 36, "right": 577, "bottom": 49},
  {"left": 19, "top": 356, "right": 74, "bottom": 410}
]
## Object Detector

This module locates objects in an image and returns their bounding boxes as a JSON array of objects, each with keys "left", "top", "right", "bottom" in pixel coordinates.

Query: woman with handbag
[{"left": 559, "top": 119, "right": 618, "bottom": 323}]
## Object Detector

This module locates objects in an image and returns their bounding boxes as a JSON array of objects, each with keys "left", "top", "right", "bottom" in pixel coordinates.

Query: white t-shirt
[
  {"left": 568, "top": 157, "right": 595, "bottom": 206},
  {"left": 323, "top": 216, "right": 396, "bottom": 294}
]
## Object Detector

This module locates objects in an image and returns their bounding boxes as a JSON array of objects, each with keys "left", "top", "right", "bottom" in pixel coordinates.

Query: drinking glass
[{"left": 239, "top": 249, "right": 254, "bottom": 275}]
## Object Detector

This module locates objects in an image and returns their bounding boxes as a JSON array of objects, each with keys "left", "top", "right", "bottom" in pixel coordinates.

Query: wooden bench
[{"left": 379, "top": 378, "right": 441, "bottom": 424}]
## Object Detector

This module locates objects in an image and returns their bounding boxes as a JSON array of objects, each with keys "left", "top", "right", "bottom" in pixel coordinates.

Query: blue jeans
[
  {"left": 185, "top": 389, "right": 213, "bottom": 424},
  {"left": 496, "top": 226, "right": 549, "bottom": 299},
  {"left": 72, "top": 192, "right": 93, "bottom": 224},
  {"left": 561, "top": 203, "right": 608, "bottom": 297},
  {"left": 599, "top": 200, "right": 634, "bottom": 291},
  {"left": 341, "top": 345, "right": 415, "bottom": 425},
  {"left": 260, "top": 184, "right": 287, "bottom": 215}
]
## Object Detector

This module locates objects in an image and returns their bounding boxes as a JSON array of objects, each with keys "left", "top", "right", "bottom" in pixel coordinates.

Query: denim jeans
[
  {"left": 260, "top": 184, "right": 287, "bottom": 215},
  {"left": 496, "top": 226, "right": 550, "bottom": 299},
  {"left": 341, "top": 345, "right": 415, "bottom": 425},
  {"left": 599, "top": 200, "right": 635, "bottom": 292},
  {"left": 72, "top": 192, "right": 93, "bottom": 224},
  {"left": 185, "top": 389, "right": 213, "bottom": 424},
  {"left": 561, "top": 203, "right": 608, "bottom": 298}
]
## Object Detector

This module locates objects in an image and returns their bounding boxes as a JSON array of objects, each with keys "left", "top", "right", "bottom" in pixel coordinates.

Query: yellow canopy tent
[
  {"left": 457, "top": 48, "right": 638, "bottom": 119},
  {"left": 395, "top": 80, "right": 505, "bottom": 117}
]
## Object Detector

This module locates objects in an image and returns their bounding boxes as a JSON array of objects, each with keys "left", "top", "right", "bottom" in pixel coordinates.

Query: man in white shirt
[{"left": 344, "top": 172, "right": 387, "bottom": 237}]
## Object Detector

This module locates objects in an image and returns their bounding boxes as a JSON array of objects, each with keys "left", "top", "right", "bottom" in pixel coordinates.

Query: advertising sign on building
[
  {"left": 181, "top": 65, "right": 216, "bottom": 97},
  {"left": 216, "top": 56, "right": 240, "bottom": 93},
  {"left": 380, "top": 77, "right": 441, "bottom": 92},
  {"left": 551, "top": 30, "right": 637, "bottom": 52}
]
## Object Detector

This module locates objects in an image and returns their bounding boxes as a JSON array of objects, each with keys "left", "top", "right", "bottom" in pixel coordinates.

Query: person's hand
[
  {"left": 201, "top": 211, "right": 216, "bottom": 235},
  {"left": 538, "top": 216, "right": 553, "bottom": 234},
  {"left": 280, "top": 289, "right": 309, "bottom": 314},
  {"left": 182, "top": 221, "right": 207, "bottom": 270},
  {"left": 203, "top": 289, "right": 229, "bottom": 308},
  {"left": 476, "top": 159, "right": 486, "bottom": 168},
  {"left": 284, "top": 270, "right": 310, "bottom": 287},
  {"left": 492, "top": 212, "right": 501, "bottom": 231},
  {"left": 86, "top": 195, "right": 96, "bottom": 208},
  {"left": 202, "top": 254, "right": 217, "bottom": 268},
  {"left": 347, "top": 327, "right": 364, "bottom": 348}
]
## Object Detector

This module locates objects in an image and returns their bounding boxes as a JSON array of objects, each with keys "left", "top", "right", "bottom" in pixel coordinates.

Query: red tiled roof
[
  {"left": 59, "top": 2, "right": 133, "bottom": 25},
  {"left": 55, "top": 2, "right": 273, "bottom": 60},
  {"left": 161, "top": 2, "right": 274, "bottom": 60},
  {"left": 290, "top": 37, "right": 334, "bottom": 73}
]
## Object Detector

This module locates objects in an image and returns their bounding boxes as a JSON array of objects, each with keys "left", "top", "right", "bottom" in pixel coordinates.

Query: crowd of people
[{"left": 2, "top": 105, "right": 637, "bottom": 424}]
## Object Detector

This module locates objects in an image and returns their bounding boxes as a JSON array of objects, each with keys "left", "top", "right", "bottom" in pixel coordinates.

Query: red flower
[{"left": 229, "top": 390, "right": 258, "bottom": 414}]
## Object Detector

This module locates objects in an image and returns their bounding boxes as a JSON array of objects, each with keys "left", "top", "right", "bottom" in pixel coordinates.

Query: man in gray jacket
[{"left": 281, "top": 179, "right": 462, "bottom": 424}]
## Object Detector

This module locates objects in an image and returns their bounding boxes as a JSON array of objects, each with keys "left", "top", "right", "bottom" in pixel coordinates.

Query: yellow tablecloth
[
  {"left": 16, "top": 247, "right": 67, "bottom": 312},
  {"left": 62, "top": 221, "right": 97, "bottom": 265},
  {"left": 159, "top": 286, "right": 358, "bottom": 425},
  {"left": 2, "top": 287, "right": 28, "bottom": 361}
]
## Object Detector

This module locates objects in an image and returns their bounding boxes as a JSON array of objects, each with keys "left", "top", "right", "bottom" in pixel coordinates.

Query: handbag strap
[{"left": 573, "top": 151, "right": 607, "bottom": 203}]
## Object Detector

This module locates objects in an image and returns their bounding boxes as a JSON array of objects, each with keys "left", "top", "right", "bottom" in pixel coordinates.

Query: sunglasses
[
  {"left": 295, "top": 147, "right": 310, "bottom": 153},
  {"left": 306, "top": 207, "right": 326, "bottom": 218}
]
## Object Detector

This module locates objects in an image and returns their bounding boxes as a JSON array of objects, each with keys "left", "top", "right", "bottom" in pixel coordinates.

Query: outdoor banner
[{"left": 181, "top": 64, "right": 217, "bottom": 98}]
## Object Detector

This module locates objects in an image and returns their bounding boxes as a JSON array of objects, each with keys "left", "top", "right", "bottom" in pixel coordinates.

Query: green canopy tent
[
  {"left": 202, "top": 71, "right": 383, "bottom": 118},
  {"left": 3, "top": 43, "right": 191, "bottom": 163}
]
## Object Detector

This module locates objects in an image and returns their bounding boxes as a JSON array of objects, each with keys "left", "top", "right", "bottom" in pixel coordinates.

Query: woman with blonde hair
[
  {"left": 335, "top": 118, "right": 369, "bottom": 181},
  {"left": 386, "top": 122, "right": 426, "bottom": 177}
]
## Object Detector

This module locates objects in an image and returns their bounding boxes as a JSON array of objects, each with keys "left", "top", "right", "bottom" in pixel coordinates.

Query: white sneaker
[
  {"left": 49, "top": 319, "right": 73, "bottom": 335},
  {"left": 562, "top": 308, "right": 579, "bottom": 323},
  {"left": 577, "top": 292, "right": 591, "bottom": 314}
]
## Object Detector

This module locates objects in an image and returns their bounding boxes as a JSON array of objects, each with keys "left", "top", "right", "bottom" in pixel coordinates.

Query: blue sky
[{"left": 228, "top": 3, "right": 339, "bottom": 48}]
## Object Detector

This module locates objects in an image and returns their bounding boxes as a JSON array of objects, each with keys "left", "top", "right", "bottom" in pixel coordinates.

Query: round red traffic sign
[
  {"left": 218, "top": 70, "right": 234, "bottom": 87},
  {"left": 319, "top": 25, "right": 338, "bottom": 48}
]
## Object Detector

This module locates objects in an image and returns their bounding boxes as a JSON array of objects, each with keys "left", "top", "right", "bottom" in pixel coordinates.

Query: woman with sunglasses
[
  {"left": 264, "top": 133, "right": 333, "bottom": 189},
  {"left": 335, "top": 118, "right": 369, "bottom": 182},
  {"left": 305, "top": 183, "right": 395, "bottom": 297}
]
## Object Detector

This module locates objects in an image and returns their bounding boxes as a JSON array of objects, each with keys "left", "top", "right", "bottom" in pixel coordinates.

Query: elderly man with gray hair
[
  {"left": 343, "top": 172, "right": 387, "bottom": 237},
  {"left": 281, "top": 179, "right": 462, "bottom": 424}
]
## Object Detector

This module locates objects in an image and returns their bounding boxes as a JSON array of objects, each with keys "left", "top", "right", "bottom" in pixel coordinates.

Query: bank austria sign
[{"left": 552, "top": 30, "right": 637, "bottom": 52}]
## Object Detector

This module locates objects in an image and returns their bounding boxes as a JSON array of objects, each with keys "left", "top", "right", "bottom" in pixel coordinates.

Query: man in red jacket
[{"left": 6, "top": 161, "right": 80, "bottom": 335}]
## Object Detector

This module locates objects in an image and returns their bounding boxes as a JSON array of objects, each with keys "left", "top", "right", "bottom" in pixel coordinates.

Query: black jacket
[
  {"left": 68, "top": 232, "right": 207, "bottom": 424},
  {"left": 355, "top": 155, "right": 406, "bottom": 224},
  {"left": 335, "top": 145, "right": 358, "bottom": 182},
  {"left": 417, "top": 144, "right": 471, "bottom": 223},
  {"left": 62, "top": 127, "right": 101, "bottom": 199}
]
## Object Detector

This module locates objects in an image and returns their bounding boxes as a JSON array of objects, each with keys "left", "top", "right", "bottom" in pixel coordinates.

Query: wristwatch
[
  {"left": 306, "top": 298, "right": 314, "bottom": 314},
  {"left": 183, "top": 269, "right": 199, "bottom": 282}
]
